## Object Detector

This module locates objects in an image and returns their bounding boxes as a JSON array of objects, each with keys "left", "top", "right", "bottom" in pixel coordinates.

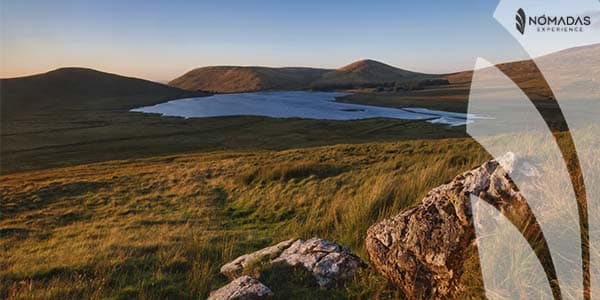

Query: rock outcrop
[
  {"left": 365, "top": 153, "right": 533, "bottom": 299},
  {"left": 207, "top": 276, "right": 273, "bottom": 300},
  {"left": 271, "top": 238, "right": 366, "bottom": 287},
  {"left": 211, "top": 238, "right": 364, "bottom": 298},
  {"left": 221, "top": 238, "right": 364, "bottom": 288},
  {"left": 221, "top": 239, "right": 297, "bottom": 280}
]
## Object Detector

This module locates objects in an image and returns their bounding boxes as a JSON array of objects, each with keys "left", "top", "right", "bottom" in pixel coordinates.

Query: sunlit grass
[
  {"left": 3, "top": 128, "right": 591, "bottom": 299},
  {"left": 1, "top": 137, "right": 491, "bottom": 299}
]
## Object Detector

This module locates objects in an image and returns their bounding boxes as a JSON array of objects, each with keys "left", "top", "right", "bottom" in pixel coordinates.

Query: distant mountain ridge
[
  {"left": 0, "top": 67, "right": 199, "bottom": 118},
  {"left": 443, "top": 43, "right": 600, "bottom": 100},
  {"left": 170, "top": 60, "right": 434, "bottom": 93},
  {"left": 2, "top": 43, "right": 597, "bottom": 118},
  {"left": 171, "top": 43, "right": 600, "bottom": 94},
  {"left": 169, "top": 66, "right": 330, "bottom": 93},
  {"left": 312, "top": 59, "right": 433, "bottom": 90}
]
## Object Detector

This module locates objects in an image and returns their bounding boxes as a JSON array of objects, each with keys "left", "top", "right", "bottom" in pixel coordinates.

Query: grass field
[
  {"left": 0, "top": 137, "right": 492, "bottom": 299},
  {"left": 0, "top": 95, "right": 469, "bottom": 174},
  {"left": 2, "top": 80, "right": 587, "bottom": 299},
  {"left": 0, "top": 75, "right": 487, "bottom": 298},
  {"left": 0, "top": 69, "right": 481, "bottom": 298},
  {"left": 1, "top": 85, "right": 581, "bottom": 299},
  {"left": 2, "top": 45, "right": 597, "bottom": 299}
]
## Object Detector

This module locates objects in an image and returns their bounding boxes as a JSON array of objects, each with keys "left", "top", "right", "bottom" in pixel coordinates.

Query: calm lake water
[{"left": 131, "top": 91, "right": 483, "bottom": 126}]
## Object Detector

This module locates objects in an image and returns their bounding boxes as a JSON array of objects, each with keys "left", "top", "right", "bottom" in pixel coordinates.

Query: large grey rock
[
  {"left": 207, "top": 276, "right": 273, "bottom": 300},
  {"left": 220, "top": 239, "right": 297, "bottom": 280},
  {"left": 220, "top": 237, "right": 364, "bottom": 288},
  {"left": 272, "top": 238, "right": 366, "bottom": 287},
  {"left": 365, "top": 153, "right": 534, "bottom": 299}
]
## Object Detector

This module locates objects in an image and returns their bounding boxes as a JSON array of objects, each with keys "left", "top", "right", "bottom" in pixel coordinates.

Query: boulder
[
  {"left": 207, "top": 276, "right": 273, "bottom": 300},
  {"left": 220, "top": 237, "right": 365, "bottom": 288},
  {"left": 365, "top": 153, "right": 533, "bottom": 299},
  {"left": 220, "top": 239, "right": 297, "bottom": 280},
  {"left": 272, "top": 238, "right": 366, "bottom": 287}
]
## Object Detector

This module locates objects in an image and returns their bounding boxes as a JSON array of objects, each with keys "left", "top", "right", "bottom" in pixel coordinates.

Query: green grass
[
  {"left": 1, "top": 68, "right": 473, "bottom": 175},
  {"left": 2, "top": 69, "right": 588, "bottom": 298},
  {"left": 0, "top": 137, "right": 492, "bottom": 299},
  {"left": 1, "top": 109, "right": 469, "bottom": 174},
  {"left": 2, "top": 61, "right": 595, "bottom": 299},
  {"left": 1, "top": 85, "right": 586, "bottom": 299},
  {"left": 338, "top": 88, "right": 471, "bottom": 112},
  {"left": 0, "top": 74, "right": 479, "bottom": 298}
]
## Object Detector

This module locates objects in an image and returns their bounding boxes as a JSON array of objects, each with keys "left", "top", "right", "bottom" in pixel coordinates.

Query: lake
[{"left": 131, "top": 91, "right": 482, "bottom": 126}]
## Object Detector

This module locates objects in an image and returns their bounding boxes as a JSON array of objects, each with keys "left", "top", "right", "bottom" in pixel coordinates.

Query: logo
[
  {"left": 516, "top": 8, "right": 526, "bottom": 34},
  {"left": 515, "top": 8, "right": 592, "bottom": 35}
]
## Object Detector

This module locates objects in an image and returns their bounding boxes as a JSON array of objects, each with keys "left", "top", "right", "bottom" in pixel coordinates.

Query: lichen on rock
[
  {"left": 207, "top": 276, "right": 273, "bottom": 300},
  {"left": 365, "top": 153, "right": 534, "bottom": 299}
]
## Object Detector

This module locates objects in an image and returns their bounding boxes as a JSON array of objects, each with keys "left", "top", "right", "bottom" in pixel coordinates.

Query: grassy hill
[
  {"left": 1, "top": 68, "right": 199, "bottom": 119},
  {"left": 340, "top": 44, "right": 600, "bottom": 132},
  {"left": 445, "top": 43, "right": 600, "bottom": 99},
  {"left": 2, "top": 129, "right": 587, "bottom": 299},
  {"left": 311, "top": 59, "right": 433, "bottom": 90},
  {"left": 340, "top": 58, "right": 555, "bottom": 112},
  {"left": 4, "top": 44, "right": 597, "bottom": 174},
  {"left": 0, "top": 68, "right": 221, "bottom": 174},
  {"left": 0, "top": 68, "right": 468, "bottom": 175},
  {"left": 0, "top": 137, "right": 492, "bottom": 299},
  {"left": 170, "top": 43, "right": 600, "bottom": 97},
  {"left": 170, "top": 60, "right": 435, "bottom": 93},
  {"left": 169, "top": 66, "right": 329, "bottom": 93},
  {"left": 1, "top": 43, "right": 596, "bottom": 299}
]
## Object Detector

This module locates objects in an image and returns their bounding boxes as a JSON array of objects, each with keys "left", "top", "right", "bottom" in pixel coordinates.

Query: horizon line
[{"left": 2, "top": 44, "right": 594, "bottom": 83}]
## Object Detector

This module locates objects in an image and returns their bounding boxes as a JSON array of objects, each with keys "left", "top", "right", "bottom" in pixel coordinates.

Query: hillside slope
[
  {"left": 170, "top": 60, "right": 435, "bottom": 93},
  {"left": 171, "top": 43, "right": 600, "bottom": 95},
  {"left": 169, "top": 66, "right": 329, "bottom": 93},
  {"left": 0, "top": 68, "right": 198, "bottom": 118},
  {"left": 444, "top": 43, "right": 600, "bottom": 99},
  {"left": 1, "top": 68, "right": 468, "bottom": 175},
  {"left": 311, "top": 59, "right": 433, "bottom": 89},
  {"left": 0, "top": 137, "right": 492, "bottom": 299}
]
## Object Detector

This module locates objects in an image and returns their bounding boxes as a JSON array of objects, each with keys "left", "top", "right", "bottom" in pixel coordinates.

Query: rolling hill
[
  {"left": 311, "top": 59, "right": 433, "bottom": 89},
  {"left": 0, "top": 67, "right": 199, "bottom": 118},
  {"left": 443, "top": 43, "right": 600, "bottom": 100},
  {"left": 170, "top": 43, "right": 600, "bottom": 96},
  {"left": 169, "top": 60, "right": 434, "bottom": 93},
  {"left": 169, "top": 66, "right": 330, "bottom": 93}
]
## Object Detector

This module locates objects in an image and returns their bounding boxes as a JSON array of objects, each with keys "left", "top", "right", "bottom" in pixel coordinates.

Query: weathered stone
[
  {"left": 220, "top": 239, "right": 297, "bottom": 280},
  {"left": 365, "top": 153, "right": 533, "bottom": 299},
  {"left": 273, "top": 238, "right": 366, "bottom": 287},
  {"left": 220, "top": 237, "right": 365, "bottom": 288},
  {"left": 207, "top": 276, "right": 273, "bottom": 300}
]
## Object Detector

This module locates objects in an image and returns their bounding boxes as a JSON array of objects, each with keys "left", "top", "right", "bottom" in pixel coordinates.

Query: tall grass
[{"left": 0, "top": 138, "right": 490, "bottom": 299}]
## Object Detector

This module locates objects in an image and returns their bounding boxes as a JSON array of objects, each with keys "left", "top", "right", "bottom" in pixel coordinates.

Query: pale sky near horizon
[{"left": 0, "top": 0, "right": 529, "bottom": 82}]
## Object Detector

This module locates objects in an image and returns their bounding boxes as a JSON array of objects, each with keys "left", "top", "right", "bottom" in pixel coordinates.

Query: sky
[{"left": 0, "top": 0, "right": 529, "bottom": 82}]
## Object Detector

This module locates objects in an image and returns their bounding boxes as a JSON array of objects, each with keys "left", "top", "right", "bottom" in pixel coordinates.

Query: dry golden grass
[{"left": 0, "top": 137, "right": 491, "bottom": 299}]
